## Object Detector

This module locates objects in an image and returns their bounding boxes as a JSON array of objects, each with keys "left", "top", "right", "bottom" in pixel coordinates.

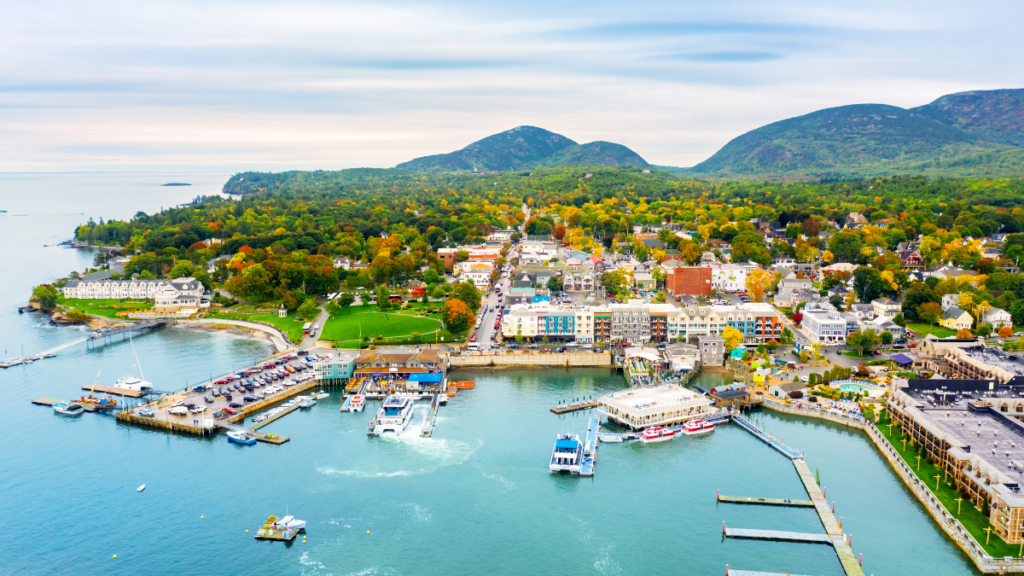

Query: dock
[
  {"left": 579, "top": 415, "right": 600, "bottom": 477},
  {"left": 421, "top": 394, "right": 440, "bottom": 437},
  {"left": 251, "top": 402, "right": 302, "bottom": 431},
  {"left": 256, "top": 433, "right": 290, "bottom": 445},
  {"left": 726, "top": 570, "right": 818, "bottom": 576},
  {"left": 32, "top": 397, "right": 64, "bottom": 406},
  {"left": 793, "top": 459, "right": 865, "bottom": 576},
  {"left": 718, "top": 495, "right": 814, "bottom": 507},
  {"left": 550, "top": 400, "right": 598, "bottom": 414},
  {"left": 80, "top": 384, "right": 146, "bottom": 398},
  {"left": 731, "top": 413, "right": 802, "bottom": 459},
  {"left": 724, "top": 527, "right": 832, "bottom": 544}
]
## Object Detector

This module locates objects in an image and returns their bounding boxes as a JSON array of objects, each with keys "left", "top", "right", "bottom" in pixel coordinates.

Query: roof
[
  {"left": 944, "top": 307, "right": 968, "bottom": 319},
  {"left": 555, "top": 438, "right": 580, "bottom": 451},
  {"left": 712, "top": 389, "right": 749, "bottom": 399},
  {"left": 890, "top": 353, "right": 915, "bottom": 365}
]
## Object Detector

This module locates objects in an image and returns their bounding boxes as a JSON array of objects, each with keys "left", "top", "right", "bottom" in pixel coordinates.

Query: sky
[{"left": 1, "top": 0, "right": 1022, "bottom": 173}]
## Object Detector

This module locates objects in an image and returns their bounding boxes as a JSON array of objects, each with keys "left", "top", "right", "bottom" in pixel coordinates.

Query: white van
[{"left": 466, "top": 343, "right": 480, "bottom": 352}]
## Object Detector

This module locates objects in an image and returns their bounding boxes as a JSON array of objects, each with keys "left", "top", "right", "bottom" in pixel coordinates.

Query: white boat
[
  {"left": 137, "top": 484, "right": 145, "bottom": 492},
  {"left": 53, "top": 402, "right": 84, "bottom": 416},
  {"left": 299, "top": 398, "right": 317, "bottom": 409},
  {"left": 227, "top": 430, "right": 257, "bottom": 445},
  {"left": 639, "top": 426, "right": 676, "bottom": 444},
  {"left": 113, "top": 374, "right": 153, "bottom": 392},
  {"left": 368, "top": 395, "right": 414, "bottom": 435},
  {"left": 349, "top": 394, "right": 365, "bottom": 412},
  {"left": 278, "top": 515, "right": 307, "bottom": 531},
  {"left": 683, "top": 419, "right": 715, "bottom": 435},
  {"left": 549, "top": 434, "right": 583, "bottom": 473},
  {"left": 598, "top": 434, "right": 625, "bottom": 443},
  {"left": 315, "top": 391, "right": 329, "bottom": 400}
]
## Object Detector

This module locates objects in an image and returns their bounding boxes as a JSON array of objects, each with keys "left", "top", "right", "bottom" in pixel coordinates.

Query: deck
[
  {"left": 718, "top": 495, "right": 814, "bottom": 507},
  {"left": 32, "top": 397, "right": 65, "bottom": 406},
  {"left": 724, "top": 527, "right": 831, "bottom": 544},
  {"left": 793, "top": 459, "right": 865, "bottom": 576},
  {"left": 80, "top": 384, "right": 146, "bottom": 398},
  {"left": 550, "top": 400, "right": 598, "bottom": 414}
]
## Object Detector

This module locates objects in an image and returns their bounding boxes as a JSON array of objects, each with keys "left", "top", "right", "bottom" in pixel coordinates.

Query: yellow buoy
[
  {"left": 367, "top": 531, "right": 371, "bottom": 534},
  {"left": 246, "top": 530, "right": 249, "bottom": 533},
  {"left": 113, "top": 555, "right": 117, "bottom": 559},
  {"left": 201, "top": 516, "right": 204, "bottom": 519}
]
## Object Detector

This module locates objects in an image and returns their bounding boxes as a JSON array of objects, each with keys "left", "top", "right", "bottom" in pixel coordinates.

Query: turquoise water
[
  {"left": 839, "top": 384, "right": 879, "bottom": 393},
  {"left": 0, "top": 174, "right": 985, "bottom": 574}
]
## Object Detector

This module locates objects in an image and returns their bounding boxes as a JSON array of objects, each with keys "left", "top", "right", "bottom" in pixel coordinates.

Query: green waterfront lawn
[
  {"left": 841, "top": 350, "right": 873, "bottom": 358},
  {"left": 876, "top": 410, "right": 1020, "bottom": 558},
  {"left": 59, "top": 297, "right": 153, "bottom": 318},
  {"left": 205, "top": 310, "right": 307, "bottom": 343},
  {"left": 321, "top": 305, "right": 465, "bottom": 348},
  {"left": 906, "top": 323, "right": 958, "bottom": 338}
]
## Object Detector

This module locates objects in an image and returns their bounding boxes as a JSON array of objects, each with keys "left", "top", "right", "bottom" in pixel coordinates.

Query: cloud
[{"left": 658, "top": 51, "right": 785, "bottom": 63}]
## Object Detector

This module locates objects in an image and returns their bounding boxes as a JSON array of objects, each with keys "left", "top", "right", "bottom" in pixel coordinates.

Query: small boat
[
  {"left": 549, "top": 434, "right": 583, "bottom": 473},
  {"left": 683, "top": 419, "right": 715, "bottom": 435},
  {"left": 299, "top": 398, "right": 317, "bottom": 409},
  {"left": 53, "top": 402, "right": 84, "bottom": 416},
  {"left": 315, "top": 391, "right": 329, "bottom": 400},
  {"left": 639, "top": 426, "right": 676, "bottom": 444},
  {"left": 598, "top": 434, "right": 625, "bottom": 443},
  {"left": 137, "top": 484, "right": 146, "bottom": 492},
  {"left": 278, "top": 515, "right": 307, "bottom": 531},
  {"left": 227, "top": 430, "right": 257, "bottom": 445},
  {"left": 349, "top": 395, "right": 365, "bottom": 412}
]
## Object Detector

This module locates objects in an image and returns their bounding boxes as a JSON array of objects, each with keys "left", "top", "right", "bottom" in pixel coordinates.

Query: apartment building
[{"left": 801, "top": 309, "right": 849, "bottom": 345}]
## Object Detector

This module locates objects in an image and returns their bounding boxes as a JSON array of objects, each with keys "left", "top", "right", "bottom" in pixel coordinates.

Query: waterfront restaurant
[
  {"left": 353, "top": 348, "right": 445, "bottom": 393},
  {"left": 598, "top": 385, "right": 713, "bottom": 430},
  {"left": 889, "top": 378, "right": 1024, "bottom": 544}
]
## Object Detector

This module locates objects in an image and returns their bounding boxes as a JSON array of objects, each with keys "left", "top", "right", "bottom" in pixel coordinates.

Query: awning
[
  {"left": 407, "top": 372, "right": 443, "bottom": 383},
  {"left": 890, "top": 353, "right": 914, "bottom": 365}
]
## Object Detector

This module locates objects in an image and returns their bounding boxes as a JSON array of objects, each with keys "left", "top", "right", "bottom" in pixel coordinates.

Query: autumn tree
[
  {"left": 722, "top": 326, "right": 744, "bottom": 351},
  {"left": 999, "top": 326, "right": 1014, "bottom": 338},
  {"left": 441, "top": 299, "right": 475, "bottom": 333},
  {"left": 745, "top": 269, "right": 769, "bottom": 303},
  {"left": 956, "top": 328, "right": 974, "bottom": 339},
  {"left": 917, "top": 302, "right": 943, "bottom": 325}
]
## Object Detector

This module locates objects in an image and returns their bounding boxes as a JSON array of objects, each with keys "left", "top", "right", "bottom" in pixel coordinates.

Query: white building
[
  {"left": 802, "top": 310, "right": 848, "bottom": 345},
  {"left": 457, "top": 261, "right": 493, "bottom": 289},
  {"left": 487, "top": 229, "right": 515, "bottom": 242},
  {"left": 598, "top": 385, "right": 713, "bottom": 430},
  {"left": 710, "top": 263, "right": 748, "bottom": 293},
  {"left": 520, "top": 240, "right": 558, "bottom": 260},
  {"left": 984, "top": 307, "right": 1013, "bottom": 330},
  {"left": 63, "top": 277, "right": 209, "bottom": 312}
]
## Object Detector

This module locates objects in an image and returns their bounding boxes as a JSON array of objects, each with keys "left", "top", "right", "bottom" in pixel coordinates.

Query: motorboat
[
  {"left": 137, "top": 484, "right": 146, "bottom": 492},
  {"left": 683, "top": 419, "right": 715, "bottom": 435},
  {"left": 639, "top": 426, "right": 676, "bottom": 444},
  {"left": 227, "top": 430, "right": 257, "bottom": 445},
  {"left": 53, "top": 402, "right": 84, "bottom": 417},
  {"left": 299, "top": 398, "right": 317, "bottom": 409},
  {"left": 315, "top": 390, "right": 329, "bottom": 400},
  {"left": 368, "top": 395, "right": 414, "bottom": 435},
  {"left": 349, "top": 395, "right": 365, "bottom": 412},
  {"left": 278, "top": 515, "right": 306, "bottom": 531},
  {"left": 549, "top": 434, "right": 583, "bottom": 473},
  {"left": 597, "top": 434, "right": 625, "bottom": 443}
]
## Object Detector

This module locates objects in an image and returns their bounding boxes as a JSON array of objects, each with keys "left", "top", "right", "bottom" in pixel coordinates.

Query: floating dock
[
  {"left": 793, "top": 459, "right": 865, "bottom": 575},
  {"left": 550, "top": 400, "right": 598, "bottom": 414},
  {"left": 579, "top": 416, "right": 600, "bottom": 477},
  {"left": 251, "top": 402, "right": 302, "bottom": 431},
  {"left": 724, "top": 527, "right": 831, "bottom": 544},
  {"left": 32, "top": 397, "right": 65, "bottom": 406},
  {"left": 80, "top": 384, "right": 146, "bottom": 398},
  {"left": 256, "top": 433, "right": 290, "bottom": 445},
  {"left": 718, "top": 495, "right": 814, "bottom": 507},
  {"left": 421, "top": 394, "right": 440, "bottom": 437}
]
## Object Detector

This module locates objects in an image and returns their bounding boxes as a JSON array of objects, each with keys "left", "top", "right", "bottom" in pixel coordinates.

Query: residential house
[
  {"left": 941, "top": 308, "right": 973, "bottom": 331},
  {"left": 634, "top": 272, "right": 656, "bottom": 290},
  {"left": 700, "top": 251, "right": 717, "bottom": 265},
  {"left": 769, "top": 381, "right": 809, "bottom": 399},
  {"left": 457, "top": 261, "right": 493, "bottom": 289},
  {"left": 984, "top": 307, "right": 1013, "bottom": 330},
  {"left": 849, "top": 303, "right": 875, "bottom": 320},
  {"left": 871, "top": 298, "right": 902, "bottom": 319},
  {"left": 774, "top": 278, "right": 814, "bottom": 307},
  {"left": 697, "top": 334, "right": 725, "bottom": 366},
  {"left": 802, "top": 309, "right": 848, "bottom": 345},
  {"left": 589, "top": 255, "right": 606, "bottom": 273}
]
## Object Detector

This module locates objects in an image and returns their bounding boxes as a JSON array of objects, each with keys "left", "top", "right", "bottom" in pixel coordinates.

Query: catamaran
[
  {"left": 368, "top": 395, "right": 414, "bottom": 435},
  {"left": 113, "top": 332, "right": 154, "bottom": 392},
  {"left": 549, "top": 434, "right": 583, "bottom": 473}
]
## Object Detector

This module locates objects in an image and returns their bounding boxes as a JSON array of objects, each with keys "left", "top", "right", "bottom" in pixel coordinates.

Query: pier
[
  {"left": 579, "top": 415, "right": 600, "bottom": 477},
  {"left": 421, "top": 393, "right": 440, "bottom": 437},
  {"left": 731, "top": 413, "right": 802, "bottom": 459},
  {"left": 726, "top": 570, "right": 817, "bottom": 576},
  {"left": 793, "top": 459, "right": 865, "bottom": 576},
  {"left": 723, "top": 526, "right": 832, "bottom": 544},
  {"left": 251, "top": 402, "right": 302, "bottom": 431},
  {"left": 550, "top": 399, "right": 598, "bottom": 414},
  {"left": 2, "top": 320, "right": 169, "bottom": 369},
  {"left": 717, "top": 495, "right": 814, "bottom": 507},
  {"left": 79, "top": 384, "right": 146, "bottom": 398}
]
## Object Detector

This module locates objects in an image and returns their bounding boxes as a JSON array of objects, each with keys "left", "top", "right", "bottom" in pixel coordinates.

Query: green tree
[
  {"left": 339, "top": 292, "right": 355, "bottom": 313},
  {"left": 325, "top": 300, "right": 340, "bottom": 317},
  {"left": 977, "top": 322, "right": 993, "bottom": 339},
  {"left": 515, "top": 330, "right": 524, "bottom": 344},
  {"left": 32, "top": 284, "right": 59, "bottom": 310},
  {"left": 917, "top": 302, "right": 943, "bottom": 326},
  {"left": 546, "top": 276, "right": 563, "bottom": 292},
  {"left": 430, "top": 286, "right": 446, "bottom": 300},
  {"left": 880, "top": 331, "right": 893, "bottom": 346},
  {"left": 376, "top": 285, "right": 392, "bottom": 310},
  {"left": 297, "top": 299, "right": 320, "bottom": 321},
  {"left": 848, "top": 328, "right": 880, "bottom": 355},
  {"left": 454, "top": 282, "right": 482, "bottom": 312}
]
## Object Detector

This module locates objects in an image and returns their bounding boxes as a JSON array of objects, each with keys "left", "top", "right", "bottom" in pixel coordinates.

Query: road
[{"left": 472, "top": 272, "right": 511, "bottom": 351}]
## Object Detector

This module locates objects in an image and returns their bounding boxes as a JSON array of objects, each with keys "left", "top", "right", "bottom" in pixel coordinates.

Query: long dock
[
  {"left": 550, "top": 400, "right": 598, "bottom": 414},
  {"left": 726, "top": 570, "right": 818, "bottom": 576},
  {"left": 421, "top": 394, "right": 440, "bottom": 437},
  {"left": 731, "top": 413, "right": 802, "bottom": 459},
  {"left": 251, "top": 402, "right": 302, "bottom": 431},
  {"left": 718, "top": 495, "right": 814, "bottom": 507},
  {"left": 579, "top": 416, "right": 600, "bottom": 477},
  {"left": 80, "top": 384, "right": 146, "bottom": 398},
  {"left": 724, "top": 527, "right": 831, "bottom": 544},
  {"left": 793, "top": 459, "right": 865, "bottom": 575}
]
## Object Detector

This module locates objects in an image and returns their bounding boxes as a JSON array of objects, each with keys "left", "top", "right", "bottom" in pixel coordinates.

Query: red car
[{"left": 471, "top": 334, "right": 477, "bottom": 341}]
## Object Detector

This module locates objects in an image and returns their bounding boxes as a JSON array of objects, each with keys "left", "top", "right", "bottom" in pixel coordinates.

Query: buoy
[
  {"left": 201, "top": 516, "right": 204, "bottom": 519},
  {"left": 367, "top": 531, "right": 372, "bottom": 534},
  {"left": 113, "top": 555, "right": 117, "bottom": 559},
  {"left": 246, "top": 530, "right": 249, "bottom": 533}
]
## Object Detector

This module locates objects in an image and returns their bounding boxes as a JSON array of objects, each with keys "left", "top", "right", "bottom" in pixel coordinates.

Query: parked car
[
  {"left": 204, "top": 395, "right": 214, "bottom": 403},
  {"left": 229, "top": 402, "right": 242, "bottom": 409}
]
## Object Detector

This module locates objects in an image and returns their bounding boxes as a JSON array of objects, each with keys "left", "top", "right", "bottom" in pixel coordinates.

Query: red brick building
[{"left": 667, "top": 266, "right": 712, "bottom": 297}]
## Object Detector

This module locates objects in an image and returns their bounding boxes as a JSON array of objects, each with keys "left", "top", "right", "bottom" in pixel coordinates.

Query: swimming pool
[{"left": 839, "top": 383, "right": 880, "bottom": 393}]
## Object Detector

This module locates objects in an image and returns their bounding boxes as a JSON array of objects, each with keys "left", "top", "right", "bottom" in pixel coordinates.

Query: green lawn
[
  {"left": 877, "top": 410, "right": 1020, "bottom": 557},
  {"left": 322, "top": 305, "right": 456, "bottom": 348},
  {"left": 205, "top": 310, "right": 308, "bottom": 342},
  {"left": 841, "top": 350, "right": 872, "bottom": 358},
  {"left": 59, "top": 297, "right": 153, "bottom": 318},
  {"left": 906, "top": 323, "right": 958, "bottom": 338}
]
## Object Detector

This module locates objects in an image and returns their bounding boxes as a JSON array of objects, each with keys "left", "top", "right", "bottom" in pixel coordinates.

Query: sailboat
[{"left": 113, "top": 332, "right": 153, "bottom": 392}]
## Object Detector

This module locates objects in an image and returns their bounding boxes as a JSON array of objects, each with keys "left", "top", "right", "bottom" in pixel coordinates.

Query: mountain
[
  {"left": 692, "top": 88, "right": 1024, "bottom": 178},
  {"left": 396, "top": 126, "right": 648, "bottom": 171}
]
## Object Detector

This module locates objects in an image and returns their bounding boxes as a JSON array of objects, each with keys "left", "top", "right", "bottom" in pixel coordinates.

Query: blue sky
[{"left": 1, "top": 0, "right": 1022, "bottom": 172}]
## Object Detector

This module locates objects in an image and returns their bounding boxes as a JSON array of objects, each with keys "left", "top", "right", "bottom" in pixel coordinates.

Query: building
[
  {"left": 598, "top": 385, "right": 713, "bottom": 430},
  {"left": 697, "top": 334, "right": 725, "bottom": 366},
  {"left": 313, "top": 351, "right": 360, "bottom": 385},
  {"left": 984, "top": 307, "right": 1013, "bottom": 330},
  {"left": 487, "top": 229, "right": 515, "bottom": 242},
  {"left": 889, "top": 379, "right": 1024, "bottom": 543},
  {"left": 769, "top": 381, "right": 809, "bottom": 399},
  {"left": 871, "top": 298, "right": 902, "bottom": 319},
  {"left": 63, "top": 277, "right": 210, "bottom": 312},
  {"left": 774, "top": 278, "right": 814, "bottom": 308},
  {"left": 562, "top": 271, "right": 596, "bottom": 292},
  {"left": 941, "top": 346, "right": 1024, "bottom": 383},
  {"left": 802, "top": 309, "right": 848, "bottom": 345},
  {"left": 666, "top": 266, "right": 712, "bottom": 297},
  {"left": 634, "top": 272, "right": 655, "bottom": 290},
  {"left": 520, "top": 240, "right": 558, "bottom": 260},
  {"left": 457, "top": 261, "right": 493, "bottom": 289},
  {"left": 710, "top": 263, "right": 748, "bottom": 293},
  {"left": 942, "top": 308, "right": 973, "bottom": 331},
  {"left": 437, "top": 245, "right": 501, "bottom": 271}
]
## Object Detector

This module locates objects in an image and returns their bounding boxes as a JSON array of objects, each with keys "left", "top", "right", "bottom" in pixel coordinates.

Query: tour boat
[
  {"left": 639, "top": 426, "right": 676, "bottom": 444},
  {"left": 349, "top": 395, "right": 365, "bottom": 412},
  {"left": 53, "top": 402, "right": 84, "bottom": 417},
  {"left": 368, "top": 395, "right": 414, "bottom": 435},
  {"left": 683, "top": 419, "right": 715, "bottom": 435},
  {"left": 549, "top": 434, "right": 583, "bottom": 473},
  {"left": 227, "top": 430, "right": 257, "bottom": 445}
]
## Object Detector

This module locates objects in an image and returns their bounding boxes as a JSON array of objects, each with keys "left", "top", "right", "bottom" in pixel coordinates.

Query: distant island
[{"left": 161, "top": 183, "right": 192, "bottom": 186}]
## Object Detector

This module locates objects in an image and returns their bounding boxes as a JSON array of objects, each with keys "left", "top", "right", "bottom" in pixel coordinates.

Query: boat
[
  {"left": 299, "top": 398, "right": 317, "bottom": 409},
  {"left": 639, "top": 426, "right": 676, "bottom": 444},
  {"left": 53, "top": 402, "right": 84, "bottom": 416},
  {"left": 549, "top": 434, "right": 583, "bottom": 473},
  {"left": 113, "top": 375, "right": 153, "bottom": 392},
  {"left": 137, "top": 484, "right": 145, "bottom": 492},
  {"left": 598, "top": 434, "right": 625, "bottom": 443},
  {"left": 367, "top": 395, "right": 414, "bottom": 435},
  {"left": 683, "top": 419, "right": 715, "bottom": 435},
  {"left": 349, "top": 395, "right": 365, "bottom": 412},
  {"left": 315, "top": 390, "right": 329, "bottom": 400},
  {"left": 277, "top": 515, "right": 306, "bottom": 531},
  {"left": 227, "top": 430, "right": 257, "bottom": 445}
]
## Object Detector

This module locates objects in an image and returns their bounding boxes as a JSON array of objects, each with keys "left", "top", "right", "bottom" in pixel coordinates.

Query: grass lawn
[
  {"left": 841, "top": 350, "right": 872, "bottom": 358},
  {"left": 322, "top": 305, "right": 459, "bottom": 348},
  {"left": 907, "top": 323, "right": 958, "bottom": 338},
  {"left": 59, "top": 297, "right": 153, "bottom": 318},
  {"left": 205, "top": 310, "right": 307, "bottom": 342},
  {"left": 877, "top": 410, "right": 1020, "bottom": 558}
]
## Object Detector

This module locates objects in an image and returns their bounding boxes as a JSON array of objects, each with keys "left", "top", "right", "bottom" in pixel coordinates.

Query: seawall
[{"left": 448, "top": 351, "right": 612, "bottom": 368}]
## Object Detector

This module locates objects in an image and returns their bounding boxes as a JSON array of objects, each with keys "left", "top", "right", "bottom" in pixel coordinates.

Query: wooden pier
[
  {"left": 732, "top": 413, "right": 802, "bottom": 459},
  {"left": 256, "top": 433, "right": 290, "bottom": 445},
  {"left": 79, "top": 384, "right": 145, "bottom": 398},
  {"left": 724, "top": 527, "right": 832, "bottom": 544},
  {"left": 793, "top": 459, "right": 865, "bottom": 576},
  {"left": 32, "top": 397, "right": 64, "bottom": 406},
  {"left": 718, "top": 495, "right": 814, "bottom": 507},
  {"left": 550, "top": 400, "right": 598, "bottom": 414}
]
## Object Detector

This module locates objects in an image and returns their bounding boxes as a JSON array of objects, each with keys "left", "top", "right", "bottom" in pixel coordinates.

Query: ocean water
[{"left": 0, "top": 174, "right": 983, "bottom": 575}]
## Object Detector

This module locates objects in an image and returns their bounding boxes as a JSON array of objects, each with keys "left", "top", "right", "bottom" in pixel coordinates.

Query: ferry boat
[
  {"left": 227, "top": 430, "right": 257, "bottom": 445},
  {"left": 683, "top": 419, "right": 715, "bottom": 435},
  {"left": 53, "top": 402, "right": 84, "bottom": 417},
  {"left": 549, "top": 434, "right": 583, "bottom": 473},
  {"left": 368, "top": 395, "right": 414, "bottom": 435},
  {"left": 639, "top": 426, "right": 676, "bottom": 444},
  {"left": 349, "top": 394, "right": 365, "bottom": 412}
]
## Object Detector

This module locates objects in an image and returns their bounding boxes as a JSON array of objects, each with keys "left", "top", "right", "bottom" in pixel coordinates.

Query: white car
[
  {"left": 168, "top": 406, "right": 188, "bottom": 416},
  {"left": 172, "top": 399, "right": 186, "bottom": 407},
  {"left": 583, "top": 343, "right": 593, "bottom": 349},
  {"left": 189, "top": 404, "right": 207, "bottom": 414},
  {"left": 800, "top": 375, "right": 810, "bottom": 383}
]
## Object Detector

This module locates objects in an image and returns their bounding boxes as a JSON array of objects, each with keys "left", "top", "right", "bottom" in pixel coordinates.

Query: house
[
  {"left": 487, "top": 229, "right": 515, "bottom": 242},
  {"left": 941, "top": 308, "right": 973, "bottom": 331},
  {"left": 333, "top": 257, "right": 351, "bottom": 269},
  {"left": 769, "top": 381, "right": 809, "bottom": 399},
  {"left": 633, "top": 272, "right": 656, "bottom": 290},
  {"left": 667, "top": 266, "right": 712, "bottom": 297},
  {"left": 563, "top": 271, "right": 596, "bottom": 292},
  {"left": 774, "top": 278, "right": 814, "bottom": 307},
  {"left": 64, "top": 277, "right": 209, "bottom": 313},
  {"left": 697, "top": 334, "right": 725, "bottom": 367},
  {"left": 849, "top": 303, "right": 874, "bottom": 320},
  {"left": 867, "top": 316, "right": 906, "bottom": 341},
  {"left": 984, "top": 307, "right": 1013, "bottom": 330},
  {"left": 871, "top": 298, "right": 902, "bottom": 319},
  {"left": 521, "top": 240, "right": 559, "bottom": 260},
  {"left": 566, "top": 257, "right": 584, "bottom": 271},
  {"left": 941, "top": 293, "right": 965, "bottom": 310},
  {"left": 895, "top": 241, "right": 924, "bottom": 269},
  {"left": 642, "top": 239, "right": 666, "bottom": 250},
  {"left": 802, "top": 309, "right": 848, "bottom": 345},
  {"left": 845, "top": 212, "right": 868, "bottom": 227},
  {"left": 660, "top": 259, "right": 684, "bottom": 275},
  {"left": 710, "top": 263, "right": 747, "bottom": 293},
  {"left": 589, "top": 255, "right": 606, "bottom": 273},
  {"left": 457, "top": 261, "right": 493, "bottom": 289},
  {"left": 700, "top": 251, "right": 717, "bottom": 265}
]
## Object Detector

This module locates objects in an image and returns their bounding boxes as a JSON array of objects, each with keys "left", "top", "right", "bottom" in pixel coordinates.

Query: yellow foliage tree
[
  {"left": 722, "top": 326, "right": 745, "bottom": 351},
  {"left": 822, "top": 250, "right": 834, "bottom": 263},
  {"left": 957, "top": 293, "right": 974, "bottom": 310},
  {"left": 745, "top": 269, "right": 768, "bottom": 303}
]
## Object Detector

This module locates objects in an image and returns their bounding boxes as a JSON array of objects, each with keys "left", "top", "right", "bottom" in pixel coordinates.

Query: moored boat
[
  {"left": 349, "top": 394, "right": 365, "bottom": 412},
  {"left": 227, "top": 430, "right": 257, "bottom": 445},
  {"left": 299, "top": 398, "right": 317, "bottom": 409},
  {"left": 53, "top": 402, "right": 84, "bottom": 416},
  {"left": 549, "top": 434, "right": 583, "bottom": 473},
  {"left": 639, "top": 426, "right": 676, "bottom": 444},
  {"left": 368, "top": 395, "right": 414, "bottom": 435},
  {"left": 683, "top": 419, "right": 715, "bottom": 435}
]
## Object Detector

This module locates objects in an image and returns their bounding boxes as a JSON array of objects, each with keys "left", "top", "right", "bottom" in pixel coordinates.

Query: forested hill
[
  {"left": 395, "top": 126, "right": 649, "bottom": 171},
  {"left": 692, "top": 88, "right": 1024, "bottom": 179}
]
